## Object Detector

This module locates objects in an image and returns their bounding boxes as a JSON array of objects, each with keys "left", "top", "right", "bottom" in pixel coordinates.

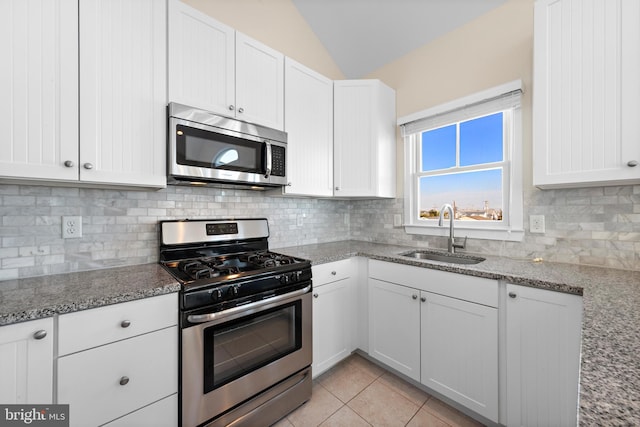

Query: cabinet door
[
  {"left": 79, "top": 0, "right": 166, "bottom": 188},
  {"left": 235, "top": 33, "right": 285, "bottom": 130},
  {"left": 167, "top": 0, "right": 235, "bottom": 116},
  {"left": 0, "top": 0, "right": 78, "bottom": 182},
  {"left": 368, "top": 278, "right": 420, "bottom": 381},
  {"left": 533, "top": 0, "right": 640, "bottom": 188},
  {"left": 505, "top": 284, "right": 582, "bottom": 427},
  {"left": 312, "top": 278, "right": 352, "bottom": 377},
  {"left": 421, "top": 292, "right": 498, "bottom": 422},
  {"left": 283, "top": 58, "right": 334, "bottom": 196},
  {"left": 0, "top": 318, "right": 53, "bottom": 404},
  {"left": 334, "top": 80, "right": 396, "bottom": 198}
]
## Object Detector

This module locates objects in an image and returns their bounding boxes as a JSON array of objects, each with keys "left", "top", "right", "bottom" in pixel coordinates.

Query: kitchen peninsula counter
[{"left": 275, "top": 240, "right": 640, "bottom": 426}]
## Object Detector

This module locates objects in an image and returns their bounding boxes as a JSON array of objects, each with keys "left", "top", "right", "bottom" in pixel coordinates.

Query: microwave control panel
[{"left": 272, "top": 146, "right": 285, "bottom": 177}]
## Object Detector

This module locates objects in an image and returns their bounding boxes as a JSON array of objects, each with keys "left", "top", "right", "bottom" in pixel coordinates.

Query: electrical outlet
[
  {"left": 62, "top": 216, "right": 82, "bottom": 238},
  {"left": 530, "top": 215, "right": 545, "bottom": 234},
  {"left": 393, "top": 214, "right": 402, "bottom": 227},
  {"left": 296, "top": 214, "right": 305, "bottom": 227}
]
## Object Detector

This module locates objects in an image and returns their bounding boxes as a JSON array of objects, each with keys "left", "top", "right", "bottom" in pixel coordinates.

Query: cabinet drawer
[
  {"left": 58, "top": 293, "right": 177, "bottom": 355},
  {"left": 57, "top": 326, "right": 178, "bottom": 427},
  {"left": 312, "top": 259, "right": 352, "bottom": 286},
  {"left": 103, "top": 394, "right": 177, "bottom": 427},
  {"left": 369, "top": 260, "right": 498, "bottom": 307}
]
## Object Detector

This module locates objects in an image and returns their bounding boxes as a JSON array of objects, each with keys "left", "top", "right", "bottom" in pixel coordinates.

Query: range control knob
[
  {"left": 229, "top": 285, "right": 240, "bottom": 297},
  {"left": 280, "top": 274, "right": 291, "bottom": 285},
  {"left": 210, "top": 288, "right": 223, "bottom": 301}
]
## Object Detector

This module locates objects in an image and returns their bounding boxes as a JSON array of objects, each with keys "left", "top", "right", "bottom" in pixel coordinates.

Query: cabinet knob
[
  {"left": 238, "top": 107, "right": 244, "bottom": 113},
  {"left": 120, "top": 320, "right": 131, "bottom": 328},
  {"left": 313, "top": 293, "right": 318, "bottom": 298},
  {"left": 509, "top": 292, "right": 517, "bottom": 299},
  {"left": 33, "top": 330, "right": 47, "bottom": 340},
  {"left": 420, "top": 296, "right": 426, "bottom": 302},
  {"left": 119, "top": 376, "right": 130, "bottom": 386},
  {"left": 228, "top": 105, "right": 235, "bottom": 111},
  {"left": 628, "top": 160, "right": 638, "bottom": 167},
  {"left": 64, "top": 160, "right": 74, "bottom": 168},
  {"left": 83, "top": 163, "right": 94, "bottom": 170},
  {"left": 412, "top": 294, "right": 418, "bottom": 300},
  {"left": 331, "top": 271, "right": 337, "bottom": 275},
  {"left": 335, "top": 187, "right": 340, "bottom": 191}
]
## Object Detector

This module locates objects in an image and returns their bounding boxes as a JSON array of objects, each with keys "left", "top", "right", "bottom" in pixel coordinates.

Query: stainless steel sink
[{"left": 400, "top": 250, "right": 485, "bottom": 265}]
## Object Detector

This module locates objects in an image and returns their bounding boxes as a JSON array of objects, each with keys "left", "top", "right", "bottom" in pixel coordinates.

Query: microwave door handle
[{"left": 264, "top": 141, "right": 272, "bottom": 178}]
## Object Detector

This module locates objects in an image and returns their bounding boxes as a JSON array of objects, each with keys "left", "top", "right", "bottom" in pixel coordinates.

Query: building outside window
[{"left": 399, "top": 81, "right": 524, "bottom": 242}]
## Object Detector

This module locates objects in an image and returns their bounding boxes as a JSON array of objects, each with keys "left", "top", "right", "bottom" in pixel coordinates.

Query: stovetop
[{"left": 161, "top": 250, "right": 308, "bottom": 285}]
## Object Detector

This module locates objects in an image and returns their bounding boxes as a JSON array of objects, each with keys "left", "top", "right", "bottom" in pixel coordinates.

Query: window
[{"left": 399, "top": 81, "right": 524, "bottom": 241}]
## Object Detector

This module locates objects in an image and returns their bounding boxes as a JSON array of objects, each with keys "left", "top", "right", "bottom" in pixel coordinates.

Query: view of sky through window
[{"left": 419, "top": 112, "right": 504, "bottom": 221}]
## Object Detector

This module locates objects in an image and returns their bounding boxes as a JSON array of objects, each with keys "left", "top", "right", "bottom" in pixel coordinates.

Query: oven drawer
[
  {"left": 58, "top": 293, "right": 177, "bottom": 356},
  {"left": 57, "top": 326, "right": 178, "bottom": 427},
  {"left": 312, "top": 259, "right": 352, "bottom": 285}
]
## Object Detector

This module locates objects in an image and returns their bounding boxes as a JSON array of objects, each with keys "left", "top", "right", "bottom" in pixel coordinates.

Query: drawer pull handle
[
  {"left": 120, "top": 320, "right": 131, "bottom": 328},
  {"left": 509, "top": 292, "right": 517, "bottom": 299},
  {"left": 628, "top": 160, "right": 638, "bottom": 167},
  {"left": 331, "top": 271, "right": 337, "bottom": 275},
  {"left": 33, "top": 330, "right": 47, "bottom": 340},
  {"left": 119, "top": 376, "right": 130, "bottom": 386}
]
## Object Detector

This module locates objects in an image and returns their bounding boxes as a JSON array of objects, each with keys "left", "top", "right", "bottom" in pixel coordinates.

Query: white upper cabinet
[
  {"left": 168, "top": 0, "right": 235, "bottom": 116},
  {"left": 281, "top": 58, "right": 334, "bottom": 196},
  {"left": 0, "top": 0, "right": 79, "bottom": 182},
  {"left": 0, "top": 0, "right": 166, "bottom": 188},
  {"left": 79, "top": 0, "right": 167, "bottom": 188},
  {"left": 334, "top": 80, "right": 396, "bottom": 198},
  {"left": 533, "top": 0, "right": 640, "bottom": 188},
  {"left": 168, "top": 0, "right": 284, "bottom": 130}
]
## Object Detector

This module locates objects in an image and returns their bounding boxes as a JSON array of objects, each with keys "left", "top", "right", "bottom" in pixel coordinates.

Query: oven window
[
  {"left": 203, "top": 301, "right": 302, "bottom": 393},
  {"left": 177, "top": 124, "right": 263, "bottom": 173}
]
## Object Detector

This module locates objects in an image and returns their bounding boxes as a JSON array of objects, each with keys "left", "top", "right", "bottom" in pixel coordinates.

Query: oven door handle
[{"left": 187, "top": 285, "right": 311, "bottom": 324}]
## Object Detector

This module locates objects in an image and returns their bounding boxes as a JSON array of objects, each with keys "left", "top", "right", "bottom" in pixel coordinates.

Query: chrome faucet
[{"left": 438, "top": 203, "right": 466, "bottom": 253}]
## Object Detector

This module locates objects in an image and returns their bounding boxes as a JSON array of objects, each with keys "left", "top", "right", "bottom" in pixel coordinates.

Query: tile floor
[{"left": 273, "top": 353, "right": 485, "bottom": 427}]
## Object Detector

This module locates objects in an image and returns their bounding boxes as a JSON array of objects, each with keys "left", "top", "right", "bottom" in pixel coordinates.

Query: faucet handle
[{"left": 453, "top": 236, "right": 468, "bottom": 250}]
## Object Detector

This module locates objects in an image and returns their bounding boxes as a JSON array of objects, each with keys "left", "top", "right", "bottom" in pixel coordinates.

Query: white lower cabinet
[
  {"left": 57, "top": 294, "right": 178, "bottom": 427},
  {"left": 103, "top": 394, "right": 177, "bottom": 427},
  {"left": 0, "top": 318, "right": 54, "bottom": 404},
  {"left": 368, "top": 278, "right": 421, "bottom": 381},
  {"left": 368, "top": 260, "right": 499, "bottom": 422},
  {"left": 312, "top": 259, "right": 355, "bottom": 377},
  {"left": 504, "top": 283, "right": 583, "bottom": 427}
]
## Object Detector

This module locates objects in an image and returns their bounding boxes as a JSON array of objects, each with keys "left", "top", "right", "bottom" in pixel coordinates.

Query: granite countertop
[
  {"left": 275, "top": 240, "right": 640, "bottom": 426},
  {"left": 0, "top": 263, "right": 180, "bottom": 326},
  {"left": 1, "top": 240, "right": 638, "bottom": 424}
]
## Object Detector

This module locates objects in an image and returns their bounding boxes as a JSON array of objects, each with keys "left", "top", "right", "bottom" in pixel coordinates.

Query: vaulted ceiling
[{"left": 291, "top": 0, "right": 507, "bottom": 78}]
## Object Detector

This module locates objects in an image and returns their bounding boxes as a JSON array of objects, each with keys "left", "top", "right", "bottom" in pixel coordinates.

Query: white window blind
[{"left": 399, "top": 80, "right": 523, "bottom": 136}]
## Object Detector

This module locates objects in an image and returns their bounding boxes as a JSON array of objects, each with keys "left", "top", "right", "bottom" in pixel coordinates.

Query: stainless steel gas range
[{"left": 159, "top": 218, "right": 312, "bottom": 427}]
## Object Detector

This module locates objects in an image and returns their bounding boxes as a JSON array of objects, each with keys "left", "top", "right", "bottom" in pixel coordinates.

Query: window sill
[{"left": 403, "top": 224, "right": 524, "bottom": 242}]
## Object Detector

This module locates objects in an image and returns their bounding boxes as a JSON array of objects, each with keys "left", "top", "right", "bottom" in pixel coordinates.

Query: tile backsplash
[
  {"left": 1, "top": 183, "right": 639, "bottom": 280},
  {"left": 0, "top": 184, "right": 350, "bottom": 280}
]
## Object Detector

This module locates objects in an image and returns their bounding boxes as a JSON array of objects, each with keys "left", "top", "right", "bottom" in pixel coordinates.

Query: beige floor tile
[
  {"left": 377, "top": 372, "right": 431, "bottom": 407},
  {"left": 285, "top": 382, "right": 343, "bottom": 427},
  {"left": 271, "top": 416, "right": 295, "bottom": 427},
  {"left": 346, "top": 354, "right": 387, "bottom": 379},
  {"left": 423, "top": 397, "right": 485, "bottom": 427},
  {"left": 319, "top": 405, "right": 372, "bottom": 427},
  {"left": 319, "top": 358, "right": 377, "bottom": 403},
  {"left": 348, "top": 379, "right": 420, "bottom": 427},
  {"left": 406, "top": 406, "right": 451, "bottom": 427}
]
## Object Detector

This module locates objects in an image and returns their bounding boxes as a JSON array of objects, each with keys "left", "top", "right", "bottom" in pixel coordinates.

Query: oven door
[{"left": 181, "top": 287, "right": 312, "bottom": 427}]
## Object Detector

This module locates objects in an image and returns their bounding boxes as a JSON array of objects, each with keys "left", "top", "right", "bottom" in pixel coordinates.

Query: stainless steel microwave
[{"left": 167, "top": 103, "right": 287, "bottom": 188}]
